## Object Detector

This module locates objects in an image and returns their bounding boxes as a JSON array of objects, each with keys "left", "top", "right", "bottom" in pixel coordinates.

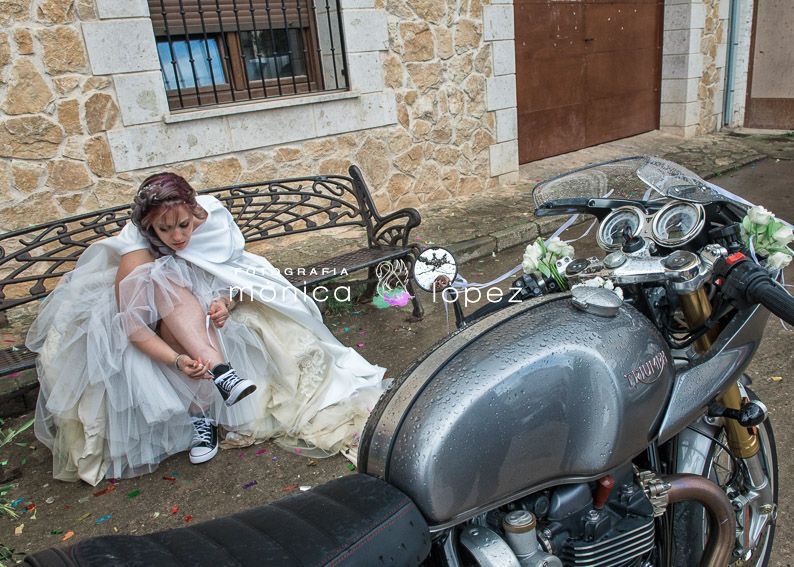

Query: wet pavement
[{"left": 1, "top": 132, "right": 793, "bottom": 563}]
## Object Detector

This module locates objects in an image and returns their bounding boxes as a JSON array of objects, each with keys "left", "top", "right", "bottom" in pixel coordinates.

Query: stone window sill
[{"left": 163, "top": 90, "right": 361, "bottom": 124}]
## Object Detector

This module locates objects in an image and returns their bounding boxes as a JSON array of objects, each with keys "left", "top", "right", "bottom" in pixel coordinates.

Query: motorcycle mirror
[{"left": 413, "top": 247, "right": 458, "bottom": 292}]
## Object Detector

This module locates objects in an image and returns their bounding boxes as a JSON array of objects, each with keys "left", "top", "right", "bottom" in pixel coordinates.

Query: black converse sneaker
[
  {"left": 211, "top": 363, "right": 256, "bottom": 407},
  {"left": 189, "top": 417, "right": 218, "bottom": 464}
]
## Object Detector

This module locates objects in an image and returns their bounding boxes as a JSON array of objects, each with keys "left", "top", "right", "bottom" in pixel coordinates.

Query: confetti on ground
[
  {"left": 113, "top": 527, "right": 119, "bottom": 533},
  {"left": 307, "top": 460, "right": 317, "bottom": 467},
  {"left": 50, "top": 530, "right": 63, "bottom": 535},
  {"left": 238, "top": 452, "right": 246, "bottom": 459},
  {"left": 25, "top": 503, "right": 36, "bottom": 511},
  {"left": 255, "top": 448, "right": 268, "bottom": 456},
  {"left": 15, "top": 524, "right": 23, "bottom": 536},
  {"left": 346, "top": 463, "right": 356, "bottom": 471},
  {"left": 299, "top": 486, "right": 311, "bottom": 492},
  {"left": 31, "top": 508, "right": 37, "bottom": 520},
  {"left": 126, "top": 489, "right": 141, "bottom": 499},
  {"left": 271, "top": 456, "right": 278, "bottom": 461},
  {"left": 108, "top": 479, "right": 119, "bottom": 485},
  {"left": 294, "top": 448, "right": 302, "bottom": 455},
  {"left": 78, "top": 496, "right": 90, "bottom": 503},
  {"left": 10, "top": 497, "right": 23, "bottom": 508},
  {"left": 61, "top": 531, "right": 75, "bottom": 542},
  {"left": 95, "top": 515, "right": 112, "bottom": 524},
  {"left": 162, "top": 476, "right": 177, "bottom": 481},
  {"left": 77, "top": 513, "right": 91, "bottom": 522},
  {"left": 0, "top": 460, "right": 7, "bottom": 466},
  {"left": 282, "top": 485, "right": 298, "bottom": 492},
  {"left": 93, "top": 485, "right": 115, "bottom": 497},
  {"left": 170, "top": 506, "right": 179, "bottom": 515},
  {"left": 356, "top": 343, "right": 365, "bottom": 348},
  {"left": 242, "top": 481, "right": 257, "bottom": 490},
  {"left": 184, "top": 515, "right": 193, "bottom": 523},
  {"left": 771, "top": 376, "right": 783, "bottom": 382},
  {"left": 343, "top": 327, "right": 349, "bottom": 332},
  {"left": 153, "top": 512, "right": 160, "bottom": 519},
  {"left": 45, "top": 497, "right": 55, "bottom": 504}
]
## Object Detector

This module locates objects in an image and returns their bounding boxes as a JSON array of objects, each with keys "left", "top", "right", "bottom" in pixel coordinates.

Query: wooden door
[
  {"left": 745, "top": 0, "right": 794, "bottom": 129},
  {"left": 514, "top": 0, "right": 663, "bottom": 164}
]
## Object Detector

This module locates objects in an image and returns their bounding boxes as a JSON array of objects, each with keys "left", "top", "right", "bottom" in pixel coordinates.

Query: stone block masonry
[{"left": 0, "top": 0, "right": 519, "bottom": 233}]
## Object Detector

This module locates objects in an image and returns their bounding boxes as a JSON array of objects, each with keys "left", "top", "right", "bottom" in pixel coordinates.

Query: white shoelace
[
  {"left": 214, "top": 368, "right": 241, "bottom": 391},
  {"left": 191, "top": 418, "right": 214, "bottom": 445}
]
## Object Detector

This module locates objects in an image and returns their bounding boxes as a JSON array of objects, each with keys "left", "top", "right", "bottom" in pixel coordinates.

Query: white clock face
[{"left": 413, "top": 247, "right": 458, "bottom": 292}]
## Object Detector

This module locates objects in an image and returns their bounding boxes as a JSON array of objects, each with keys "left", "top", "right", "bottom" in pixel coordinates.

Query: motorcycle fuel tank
[{"left": 361, "top": 295, "right": 673, "bottom": 528}]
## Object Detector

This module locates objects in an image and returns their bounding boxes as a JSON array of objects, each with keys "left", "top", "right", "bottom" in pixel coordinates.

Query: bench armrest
[
  {"left": 372, "top": 208, "right": 421, "bottom": 247},
  {"left": 348, "top": 165, "right": 422, "bottom": 247}
]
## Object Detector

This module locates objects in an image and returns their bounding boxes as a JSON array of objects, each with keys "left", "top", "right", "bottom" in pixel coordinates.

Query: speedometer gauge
[
  {"left": 651, "top": 201, "right": 705, "bottom": 247},
  {"left": 596, "top": 207, "right": 645, "bottom": 251}
]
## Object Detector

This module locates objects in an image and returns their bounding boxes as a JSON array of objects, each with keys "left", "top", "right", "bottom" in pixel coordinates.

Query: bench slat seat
[{"left": 0, "top": 346, "right": 36, "bottom": 376}]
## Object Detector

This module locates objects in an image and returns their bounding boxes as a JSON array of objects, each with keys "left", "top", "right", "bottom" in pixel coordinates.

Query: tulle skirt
[{"left": 27, "top": 249, "right": 385, "bottom": 485}]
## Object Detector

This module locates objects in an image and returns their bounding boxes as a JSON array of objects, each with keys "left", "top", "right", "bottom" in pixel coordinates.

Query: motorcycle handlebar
[
  {"left": 746, "top": 278, "right": 794, "bottom": 325},
  {"left": 714, "top": 253, "right": 794, "bottom": 325}
]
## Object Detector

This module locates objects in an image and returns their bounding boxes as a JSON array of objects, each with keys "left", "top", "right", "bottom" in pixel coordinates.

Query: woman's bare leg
[
  {"left": 159, "top": 316, "right": 214, "bottom": 415},
  {"left": 158, "top": 286, "right": 223, "bottom": 368}
]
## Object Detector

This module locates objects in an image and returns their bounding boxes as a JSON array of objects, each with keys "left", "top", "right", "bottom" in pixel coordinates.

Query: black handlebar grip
[{"left": 747, "top": 279, "right": 794, "bottom": 325}]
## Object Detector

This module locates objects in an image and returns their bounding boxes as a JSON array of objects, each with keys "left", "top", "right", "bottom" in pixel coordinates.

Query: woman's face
[{"left": 151, "top": 204, "right": 196, "bottom": 251}]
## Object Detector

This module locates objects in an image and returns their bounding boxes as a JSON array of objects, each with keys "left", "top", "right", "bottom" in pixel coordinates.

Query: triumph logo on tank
[{"left": 625, "top": 352, "right": 668, "bottom": 388}]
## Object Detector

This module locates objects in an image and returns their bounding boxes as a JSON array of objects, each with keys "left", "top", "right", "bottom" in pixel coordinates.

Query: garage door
[
  {"left": 514, "top": 0, "right": 664, "bottom": 164},
  {"left": 745, "top": 0, "right": 794, "bottom": 129}
]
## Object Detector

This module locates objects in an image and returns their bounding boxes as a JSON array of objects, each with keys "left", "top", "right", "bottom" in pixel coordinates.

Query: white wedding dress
[{"left": 27, "top": 195, "right": 386, "bottom": 485}]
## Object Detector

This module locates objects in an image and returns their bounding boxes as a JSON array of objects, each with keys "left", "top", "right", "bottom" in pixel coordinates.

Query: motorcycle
[{"left": 25, "top": 157, "right": 794, "bottom": 567}]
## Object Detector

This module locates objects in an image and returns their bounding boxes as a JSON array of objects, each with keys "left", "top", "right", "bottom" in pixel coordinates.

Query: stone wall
[
  {"left": 660, "top": 0, "right": 729, "bottom": 137},
  {"left": 0, "top": 0, "right": 515, "bottom": 233}
]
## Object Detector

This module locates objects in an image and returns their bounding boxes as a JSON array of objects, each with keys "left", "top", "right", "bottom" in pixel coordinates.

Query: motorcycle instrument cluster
[{"left": 596, "top": 201, "right": 706, "bottom": 251}]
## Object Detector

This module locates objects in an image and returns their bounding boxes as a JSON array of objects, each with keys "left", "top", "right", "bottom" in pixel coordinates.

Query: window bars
[{"left": 148, "top": 0, "right": 348, "bottom": 110}]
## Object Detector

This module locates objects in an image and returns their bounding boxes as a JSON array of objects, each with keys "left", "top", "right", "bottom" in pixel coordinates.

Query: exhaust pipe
[{"left": 663, "top": 474, "right": 735, "bottom": 567}]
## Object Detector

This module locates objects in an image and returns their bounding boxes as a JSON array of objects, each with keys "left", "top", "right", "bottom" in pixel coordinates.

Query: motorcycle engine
[{"left": 473, "top": 465, "right": 656, "bottom": 567}]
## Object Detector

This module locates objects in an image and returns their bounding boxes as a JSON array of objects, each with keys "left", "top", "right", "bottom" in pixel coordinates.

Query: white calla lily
[
  {"left": 546, "top": 237, "right": 575, "bottom": 259},
  {"left": 747, "top": 205, "right": 773, "bottom": 226},
  {"left": 773, "top": 225, "right": 793, "bottom": 246},
  {"left": 767, "top": 251, "right": 792, "bottom": 270}
]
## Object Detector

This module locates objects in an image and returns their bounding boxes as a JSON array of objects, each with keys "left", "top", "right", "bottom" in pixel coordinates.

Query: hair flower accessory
[
  {"left": 741, "top": 205, "right": 793, "bottom": 270},
  {"left": 522, "top": 237, "right": 574, "bottom": 291}
]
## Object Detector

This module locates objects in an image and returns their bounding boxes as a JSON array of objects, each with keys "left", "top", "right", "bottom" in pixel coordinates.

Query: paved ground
[{"left": 1, "top": 131, "right": 793, "bottom": 563}]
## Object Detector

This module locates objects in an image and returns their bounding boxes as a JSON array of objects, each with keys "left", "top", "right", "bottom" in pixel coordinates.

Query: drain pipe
[
  {"left": 663, "top": 474, "right": 735, "bottom": 567},
  {"left": 722, "top": 0, "right": 740, "bottom": 126}
]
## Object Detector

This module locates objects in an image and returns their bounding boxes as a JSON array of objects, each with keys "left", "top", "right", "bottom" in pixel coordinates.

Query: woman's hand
[
  {"left": 209, "top": 298, "right": 230, "bottom": 328},
  {"left": 176, "top": 355, "right": 212, "bottom": 380}
]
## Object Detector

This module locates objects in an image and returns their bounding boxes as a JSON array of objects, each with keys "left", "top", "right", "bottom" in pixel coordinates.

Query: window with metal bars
[{"left": 149, "top": 0, "right": 348, "bottom": 111}]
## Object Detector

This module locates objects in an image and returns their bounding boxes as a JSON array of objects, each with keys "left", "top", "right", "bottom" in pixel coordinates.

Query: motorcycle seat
[{"left": 24, "top": 473, "right": 431, "bottom": 567}]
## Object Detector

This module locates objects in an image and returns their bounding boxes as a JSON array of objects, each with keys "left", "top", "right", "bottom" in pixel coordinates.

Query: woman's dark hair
[{"left": 131, "top": 173, "right": 208, "bottom": 257}]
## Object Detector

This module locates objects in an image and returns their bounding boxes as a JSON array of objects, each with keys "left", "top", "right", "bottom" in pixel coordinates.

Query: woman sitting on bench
[{"left": 27, "top": 173, "right": 386, "bottom": 485}]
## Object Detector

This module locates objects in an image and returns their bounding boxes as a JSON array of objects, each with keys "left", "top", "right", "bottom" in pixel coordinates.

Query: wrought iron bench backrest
[{"left": 0, "top": 172, "right": 374, "bottom": 314}]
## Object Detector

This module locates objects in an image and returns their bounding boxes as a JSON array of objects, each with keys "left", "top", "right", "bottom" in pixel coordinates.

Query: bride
[{"left": 27, "top": 172, "right": 386, "bottom": 485}]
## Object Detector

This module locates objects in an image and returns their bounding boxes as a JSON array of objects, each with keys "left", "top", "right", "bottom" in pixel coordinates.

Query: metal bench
[{"left": 0, "top": 165, "right": 423, "bottom": 402}]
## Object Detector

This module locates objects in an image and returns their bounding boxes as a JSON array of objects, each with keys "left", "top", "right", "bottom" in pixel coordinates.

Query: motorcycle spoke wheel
[{"left": 672, "top": 389, "right": 778, "bottom": 566}]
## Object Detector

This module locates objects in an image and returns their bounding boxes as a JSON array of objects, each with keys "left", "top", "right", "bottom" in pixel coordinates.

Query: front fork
[
  {"left": 678, "top": 287, "right": 760, "bottom": 462},
  {"left": 679, "top": 287, "right": 774, "bottom": 561}
]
